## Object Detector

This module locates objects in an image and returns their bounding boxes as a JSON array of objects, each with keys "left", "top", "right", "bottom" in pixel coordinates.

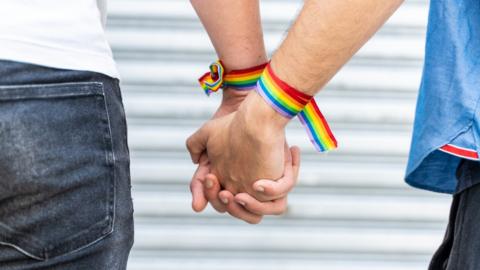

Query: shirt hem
[
  {"left": 0, "top": 39, "right": 119, "bottom": 79},
  {"left": 405, "top": 177, "right": 454, "bottom": 194}
]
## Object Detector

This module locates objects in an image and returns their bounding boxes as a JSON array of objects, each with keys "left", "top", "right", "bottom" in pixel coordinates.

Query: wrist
[
  {"left": 221, "top": 55, "right": 268, "bottom": 74},
  {"left": 219, "top": 87, "right": 250, "bottom": 111},
  {"left": 238, "top": 91, "right": 290, "bottom": 136},
  {"left": 222, "top": 87, "right": 250, "bottom": 100},
  {"left": 246, "top": 63, "right": 337, "bottom": 152},
  {"left": 199, "top": 61, "right": 267, "bottom": 95}
]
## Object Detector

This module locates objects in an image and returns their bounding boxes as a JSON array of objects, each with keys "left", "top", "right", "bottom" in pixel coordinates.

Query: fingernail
[
  {"left": 205, "top": 179, "right": 213, "bottom": 189},
  {"left": 236, "top": 200, "right": 246, "bottom": 206},
  {"left": 255, "top": 185, "right": 265, "bottom": 193},
  {"left": 221, "top": 197, "right": 229, "bottom": 204}
]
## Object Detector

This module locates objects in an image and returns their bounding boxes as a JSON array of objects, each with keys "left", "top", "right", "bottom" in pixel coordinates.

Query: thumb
[{"left": 186, "top": 123, "right": 211, "bottom": 164}]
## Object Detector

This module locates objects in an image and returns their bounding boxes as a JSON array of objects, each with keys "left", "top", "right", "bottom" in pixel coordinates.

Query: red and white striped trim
[{"left": 439, "top": 144, "right": 479, "bottom": 161}]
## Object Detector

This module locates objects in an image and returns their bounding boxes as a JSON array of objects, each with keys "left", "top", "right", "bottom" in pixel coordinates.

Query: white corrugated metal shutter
[{"left": 105, "top": 1, "right": 452, "bottom": 269}]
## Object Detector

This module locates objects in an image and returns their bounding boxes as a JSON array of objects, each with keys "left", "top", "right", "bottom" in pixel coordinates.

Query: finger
[
  {"left": 204, "top": 173, "right": 227, "bottom": 213},
  {"left": 234, "top": 193, "right": 288, "bottom": 216},
  {"left": 190, "top": 155, "right": 210, "bottom": 212},
  {"left": 252, "top": 146, "right": 301, "bottom": 200},
  {"left": 219, "top": 191, "right": 263, "bottom": 224},
  {"left": 185, "top": 123, "right": 211, "bottom": 164},
  {"left": 290, "top": 146, "right": 301, "bottom": 178},
  {"left": 190, "top": 179, "right": 207, "bottom": 212}
]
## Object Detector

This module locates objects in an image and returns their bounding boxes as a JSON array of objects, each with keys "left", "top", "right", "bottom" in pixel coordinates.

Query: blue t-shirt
[{"left": 405, "top": 0, "right": 480, "bottom": 194}]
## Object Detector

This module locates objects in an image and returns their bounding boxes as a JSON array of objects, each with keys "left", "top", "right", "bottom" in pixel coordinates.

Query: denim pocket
[{"left": 0, "top": 82, "right": 115, "bottom": 260}]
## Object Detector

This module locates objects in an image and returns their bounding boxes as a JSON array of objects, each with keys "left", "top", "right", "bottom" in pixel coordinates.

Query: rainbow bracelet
[
  {"left": 256, "top": 64, "right": 337, "bottom": 152},
  {"left": 198, "top": 60, "right": 267, "bottom": 96}
]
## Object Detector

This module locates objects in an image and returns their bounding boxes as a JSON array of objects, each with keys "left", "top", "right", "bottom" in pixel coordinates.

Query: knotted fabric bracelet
[
  {"left": 256, "top": 64, "right": 338, "bottom": 152},
  {"left": 198, "top": 60, "right": 267, "bottom": 96}
]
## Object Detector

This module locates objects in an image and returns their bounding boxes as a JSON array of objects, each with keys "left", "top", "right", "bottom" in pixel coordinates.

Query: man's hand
[
  {"left": 189, "top": 88, "right": 300, "bottom": 223},
  {"left": 218, "top": 146, "right": 300, "bottom": 220},
  {"left": 212, "top": 87, "right": 249, "bottom": 118},
  {"left": 191, "top": 146, "right": 300, "bottom": 224},
  {"left": 189, "top": 87, "right": 248, "bottom": 213},
  {"left": 187, "top": 91, "right": 289, "bottom": 198},
  {"left": 188, "top": 0, "right": 405, "bottom": 224}
]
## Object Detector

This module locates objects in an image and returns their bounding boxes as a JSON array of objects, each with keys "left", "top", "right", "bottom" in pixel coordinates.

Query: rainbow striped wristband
[
  {"left": 198, "top": 60, "right": 267, "bottom": 96},
  {"left": 256, "top": 64, "right": 337, "bottom": 152}
]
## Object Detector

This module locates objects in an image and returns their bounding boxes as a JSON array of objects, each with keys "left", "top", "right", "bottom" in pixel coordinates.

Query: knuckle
[
  {"left": 204, "top": 121, "right": 213, "bottom": 131},
  {"left": 185, "top": 137, "right": 193, "bottom": 152}
]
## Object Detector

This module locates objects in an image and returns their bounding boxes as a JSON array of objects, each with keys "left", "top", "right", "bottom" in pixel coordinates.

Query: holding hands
[
  {"left": 187, "top": 0, "right": 400, "bottom": 223},
  {"left": 186, "top": 0, "right": 299, "bottom": 223},
  {"left": 187, "top": 85, "right": 300, "bottom": 224}
]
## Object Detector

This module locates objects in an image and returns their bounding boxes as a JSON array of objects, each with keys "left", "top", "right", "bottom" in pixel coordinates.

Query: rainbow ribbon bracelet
[
  {"left": 256, "top": 64, "right": 338, "bottom": 152},
  {"left": 198, "top": 60, "right": 267, "bottom": 96}
]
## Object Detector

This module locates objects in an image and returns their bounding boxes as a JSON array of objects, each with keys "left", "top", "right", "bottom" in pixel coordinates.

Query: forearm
[
  {"left": 190, "top": 0, "right": 267, "bottom": 72},
  {"left": 270, "top": 0, "right": 404, "bottom": 95}
]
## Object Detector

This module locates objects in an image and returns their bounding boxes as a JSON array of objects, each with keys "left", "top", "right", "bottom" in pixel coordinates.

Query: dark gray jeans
[
  {"left": 429, "top": 160, "right": 480, "bottom": 270},
  {"left": 0, "top": 60, "right": 134, "bottom": 269}
]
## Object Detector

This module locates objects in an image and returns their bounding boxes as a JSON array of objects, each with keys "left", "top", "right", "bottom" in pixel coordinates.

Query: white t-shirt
[{"left": 0, "top": 0, "right": 119, "bottom": 78}]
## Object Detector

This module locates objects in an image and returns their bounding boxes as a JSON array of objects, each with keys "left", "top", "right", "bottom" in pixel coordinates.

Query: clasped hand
[{"left": 186, "top": 87, "right": 300, "bottom": 224}]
